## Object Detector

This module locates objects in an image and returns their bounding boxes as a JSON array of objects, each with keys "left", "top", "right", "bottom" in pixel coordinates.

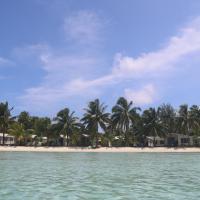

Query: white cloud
[
  {"left": 124, "top": 84, "right": 156, "bottom": 105},
  {"left": 61, "top": 16, "right": 200, "bottom": 96},
  {"left": 64, "top": 11, "right": 103, "bottom": 44},
  {"left": 52, "top": 16, "right": 200, "bottom": 95},
  {"left": 112, "top": 19, "right": 200, "bottom": 78},
  {"left": 19, "top": 16, "right": 200, "bottom": 111},
  {"left": 19, "top": 52, "right": 101, "bottom": 107}
]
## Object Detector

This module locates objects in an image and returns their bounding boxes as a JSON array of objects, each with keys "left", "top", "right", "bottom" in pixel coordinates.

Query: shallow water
[{"left": 0, "top": 152, "right": 200, "bottom": 200}]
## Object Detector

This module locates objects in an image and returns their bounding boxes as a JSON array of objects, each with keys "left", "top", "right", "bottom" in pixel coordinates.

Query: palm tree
[
  {"left": 34, "top": 117, "right": 51, "bottom": 139},
  {"left": 8, "top": 122, "right": 26, "bottom": 145},
  {"left": 17, "top": 111, "right": 36, "bottom": 145},
  {"left": 131, "top": 117, "right": 145, "bottom": 147},
  {"left": 54, "top": 108, "right": 79, "bottom": 146},
  {"left": 81, "top": 99, "right": 110, "bottom": 147},
  {"left": 142, "top": 108, "right": 164, "bottom": 140},
  {"left": 0, "top": 102, "right": 14, "bottom": 145},
  {"left": 177, "top": 104, "right": 190, "bottom": 135},
  {"left": 104, "top": 118, "right": 117, "bottom": 147},
  {"left": 18, "top": 111, "right": 31, "bottom": 130},
  {"left": 189, "top": 105, "right": 200, "bottom": 136},
  {"left": 157, "top": 104, "right": 176, "bottom": 135},
  {"left": 111, "top": 97, "right": 140, "bottom": 146}
]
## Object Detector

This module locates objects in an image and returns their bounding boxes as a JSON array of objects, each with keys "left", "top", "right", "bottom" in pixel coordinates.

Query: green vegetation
[{"left": 0, "top": 98, "right": 200, "bottom": 147}]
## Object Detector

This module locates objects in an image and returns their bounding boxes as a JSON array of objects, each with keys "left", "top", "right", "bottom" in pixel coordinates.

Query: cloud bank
[{"left": 18, "top": 14, "right": 200, "bottom": 112}]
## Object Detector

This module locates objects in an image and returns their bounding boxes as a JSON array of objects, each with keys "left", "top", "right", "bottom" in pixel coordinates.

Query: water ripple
[{"left": 0, "top": 152, "right": 200, "bottom": 199}]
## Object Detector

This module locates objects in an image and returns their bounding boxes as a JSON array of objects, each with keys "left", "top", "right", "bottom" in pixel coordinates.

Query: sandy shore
[{"left": 0, "top": 146, "right": 200, "bottom": 153}]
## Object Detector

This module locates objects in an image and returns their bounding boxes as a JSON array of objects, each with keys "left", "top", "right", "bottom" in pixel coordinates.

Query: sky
[{"left": 1, "top": 0, "right": 200, "bottom": 116}]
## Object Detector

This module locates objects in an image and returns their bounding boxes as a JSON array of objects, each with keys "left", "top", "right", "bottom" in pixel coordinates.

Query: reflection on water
[{"left": 0, "top": 152, "right": 200, "bottom": 200}]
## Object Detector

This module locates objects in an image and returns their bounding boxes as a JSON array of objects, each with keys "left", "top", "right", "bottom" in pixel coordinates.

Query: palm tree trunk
[
  {"left": 2, "top": 127, "right": 6, "bottom": 145},
  {"left": 47, "top": 135, "right": 49, "bottom": 146},
  {"left": 125, "top": 123, "right": 129, "bottom": 147},
  {"left": 24, "top": 136, "right": 28, "bottom": 146},
  {"left": 96, "top": 134, "right": 98, "bottom": 147},
  {"left": 64, "top": 136, "right": 66, "bottom": 146},
  {"left": 95, "top": 125, "right": 98, "bottom": 148},
  {"left": 66, "top": 133, "right": 69, "bottom": 147},
  {"left": 2, "top": 132, "right": 5, "bottom": 145},
  {"left": 124, "top": 132, "right": 127, "bottom": 146}
]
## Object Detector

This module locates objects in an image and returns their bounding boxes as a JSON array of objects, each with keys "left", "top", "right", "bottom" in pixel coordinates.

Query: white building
[
  {"left": 0, "top": 133, "right": 15, "bottom": 145},
  {"left": 147, "top": 134, "right": 194, "bottom": 147},
  {"left": 146, "top": 136, "right": 165, "bottom": 147},
  {"left": 166, "top": 133, "right": 193, "bottom": 147}
]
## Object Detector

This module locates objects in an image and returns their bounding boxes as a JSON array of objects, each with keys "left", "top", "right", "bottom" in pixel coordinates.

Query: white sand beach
[{"left": 0, "top": 146, "right": 200, "bottom": 153}]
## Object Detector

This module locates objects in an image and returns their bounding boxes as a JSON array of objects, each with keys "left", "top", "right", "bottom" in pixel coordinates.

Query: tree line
[{"left": 0, "top": 97, "right": 200, "bottom": 147}]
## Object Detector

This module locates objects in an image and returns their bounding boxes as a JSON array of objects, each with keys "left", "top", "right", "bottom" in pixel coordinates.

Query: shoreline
[{"left": 0, "top": 146, "right": 200, "bottom": 153}]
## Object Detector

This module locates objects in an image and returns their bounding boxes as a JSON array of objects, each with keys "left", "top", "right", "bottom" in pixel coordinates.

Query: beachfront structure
[
  {"left": 146, "top": 136, "right": 165, "bottom": 147},
  {"left": 146, "top": 134, "right": 194, "bottom": 147},
  {"left": 166, "top": 133, "right": 193, "bottom": 147},
  {"left": 193, "top": 136, "right": 200, "bottom": 147},
  {"left": 0, "top": 133, "right": 15, "bottom": 145},
  {"left": 30, "top": 135, "right": 48, "bottom": 146},
  {"left": 59, "top": 134, "right": 69, "bottom": 146}
]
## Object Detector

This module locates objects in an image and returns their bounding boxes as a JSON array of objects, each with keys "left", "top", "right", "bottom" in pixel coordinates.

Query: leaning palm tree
[
  {"left": 0, "top": 102, "right": 14, "bottom": 145},
  {"left": 54, "top": 108, "right": 79, "bottom": 146},
  {"left": 111, "top": 97, "right": 140, "bottom": 146},
  {"left": 81, "top": 99, "right": 110, "bottom": 147}
]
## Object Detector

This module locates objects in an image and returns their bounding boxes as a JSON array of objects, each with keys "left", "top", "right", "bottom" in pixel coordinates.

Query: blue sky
[{"left": 1, "top": 0, "right": 200, "bottom": 116}]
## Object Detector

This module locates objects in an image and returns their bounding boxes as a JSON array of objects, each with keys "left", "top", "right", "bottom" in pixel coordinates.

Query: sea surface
[{"left": 0, "top": 152, "right": 199, "bottom": 200}]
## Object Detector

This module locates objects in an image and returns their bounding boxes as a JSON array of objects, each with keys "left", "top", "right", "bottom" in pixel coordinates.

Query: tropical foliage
[
  {"left": 82, "top": 99, "right": 110, "bottom": 147},
  {"left": 1, "top": 99, "right": 200, "bottom": 147}
]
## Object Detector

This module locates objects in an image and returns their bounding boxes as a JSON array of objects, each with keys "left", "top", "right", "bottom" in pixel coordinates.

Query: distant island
[{"left": 0, "top": 97, "right": 200, "bottom": 149}]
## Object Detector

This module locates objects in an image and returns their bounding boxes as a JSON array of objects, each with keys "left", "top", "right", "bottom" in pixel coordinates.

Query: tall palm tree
[
  {"left": 81, "top": 99, "right": 110, "bottom": 147},
  {"left": 157, "top": 104, "right": 176, "bottom": 135},
  {"left": 34, "top": 117, "right": 51, "bottom": 138},
  {"left": 8, "top": 122, "right": 26, "bottom": 145},
  {"left": 111, "top": 97, "right": 140, "bottom": 146},
  {"left": 104, "top": 118, "right": 117, "bottom": 147},
  {"left": 0, "top": 102, "right": 14, "bottom": 145},
  {"left": 54, "top": 108, "right": 79, "bottom": 146},
  {"left": 189, "top": 105, "right": 200, "bottom": 136},
  {"left": 142, "top": 108, "right": 164, "bottom": 138},
  {"left": 18, "top": 111, "right": 31, "bottom": 130},
  {"left": 177, "top": 104, "right": 190, "bottom": 135}
]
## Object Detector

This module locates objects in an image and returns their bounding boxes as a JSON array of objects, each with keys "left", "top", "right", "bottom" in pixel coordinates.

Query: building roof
[
  {"left": 0, "top": 133, "right": 15, "bottom": 138},
  {"left": 31, "top": 134, "right": 37, "bottom": 139},
  {"left": 147, "top": 136, "right": 164, "bottom": 140}
]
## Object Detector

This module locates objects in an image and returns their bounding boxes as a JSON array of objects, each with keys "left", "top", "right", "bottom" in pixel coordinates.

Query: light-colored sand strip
[{"left": 0, "top": 146, "right": 200, "bottom": 153}]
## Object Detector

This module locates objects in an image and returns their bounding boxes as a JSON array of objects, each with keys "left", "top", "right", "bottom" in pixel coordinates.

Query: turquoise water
[{"left": 0, "top": 153, "right": 200, "bottom": 200}]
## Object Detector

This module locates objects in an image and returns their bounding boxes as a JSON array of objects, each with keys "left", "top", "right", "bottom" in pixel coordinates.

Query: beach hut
[
  {"left": 166, "top": 133, "right": 193, "bottom": 147},
  {"left": 146, "top": 136, "right": 165, "bottom": 147},
  {"left": 193, "top": 136, "right": 200, "bottom": 147},
  {"left": 30, "top": 134, "right": 37, "bottom": 146},
  {"left": 0, "top": 133, "right": 15, "bottom": 145},
  {"left": 177, "top": 134, "right": 193, "bottom": 146}
]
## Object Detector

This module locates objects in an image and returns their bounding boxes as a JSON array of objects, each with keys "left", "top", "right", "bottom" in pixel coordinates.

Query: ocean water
[{"left": 0, "top": 152, "right": 199, "bottom": 200}]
